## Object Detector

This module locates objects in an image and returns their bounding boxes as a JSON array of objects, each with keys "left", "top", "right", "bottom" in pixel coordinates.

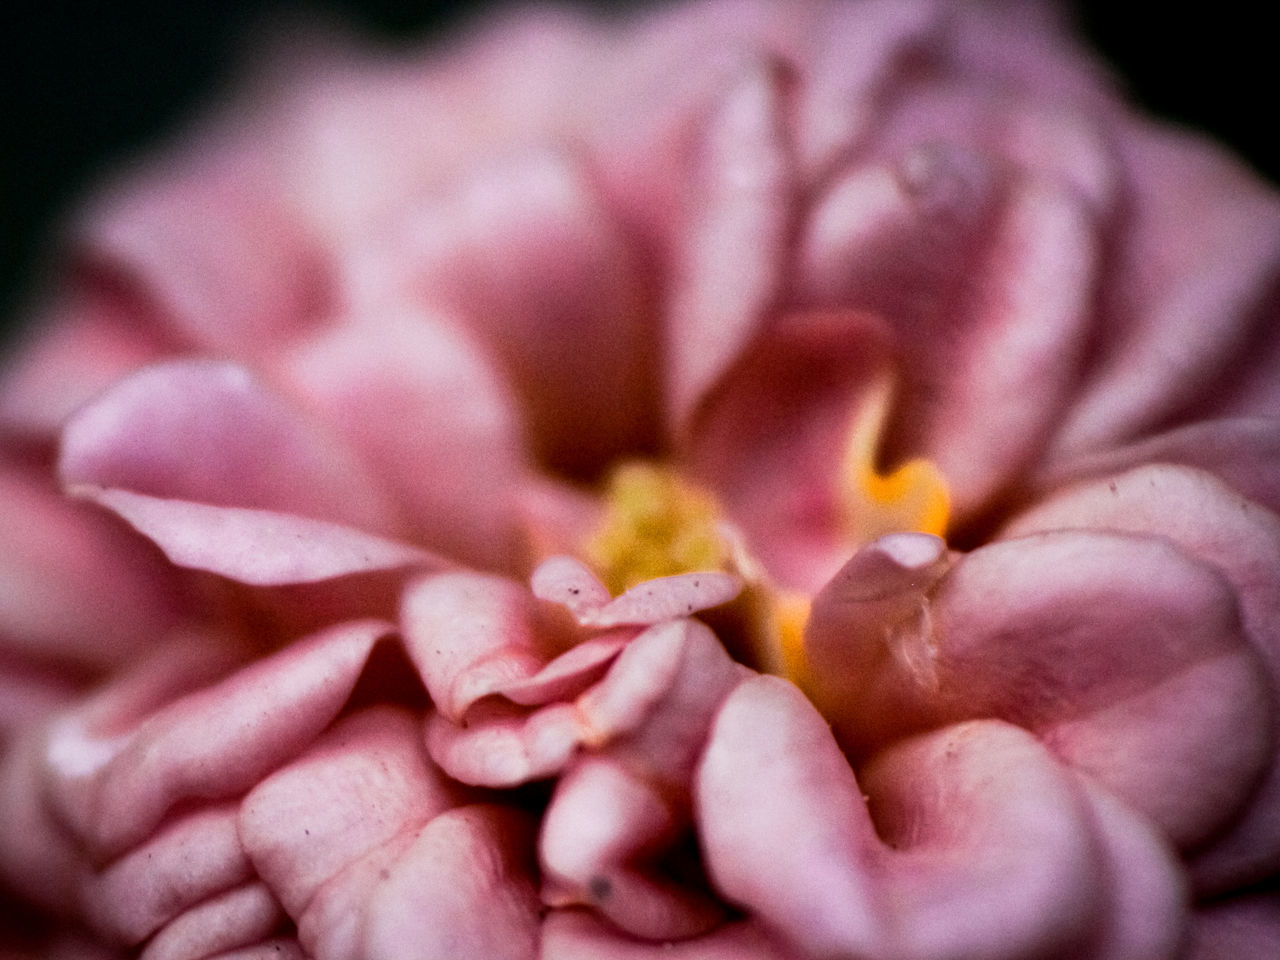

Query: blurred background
[{"left": 1, "top": 0, "right": 1273, "bottom": 343}]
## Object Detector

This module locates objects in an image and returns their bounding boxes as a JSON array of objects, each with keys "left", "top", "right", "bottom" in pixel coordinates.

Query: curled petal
[
  {"left": 400, "top": 571, "right": 550, "bottom": 723},
  {"left": 67, "top": 488, "right": 440, "bottom": 586},
  {"left": 1003, "top": 463, "right": 1280, "bottom": 891},
  {"left": 810, "top": 528, "right": 1272, "bottom": 852},
  {"left": 47, "top": 620, "right": 391, "bottom": 862},
  {"left": 697, "top": 676, "right": 1120, "bottom": 960},
  {"left": 530, "top": 555, "right": 613, "bottom": 618},
  {"left": 60, "top": 359, "right": 397, "bottom": 536},
  {"left": 582, "top": 571, "right": 742, "bottom": 628}
]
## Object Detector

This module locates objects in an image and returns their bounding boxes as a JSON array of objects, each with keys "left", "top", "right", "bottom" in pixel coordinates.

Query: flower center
[{"left": 582, "top": 382, "right": 950, "bottom": 687}]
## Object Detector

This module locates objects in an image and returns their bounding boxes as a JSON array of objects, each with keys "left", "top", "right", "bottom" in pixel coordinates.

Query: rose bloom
[{"left": 2, "top": 0, "right": 1280, "bottom": 958}]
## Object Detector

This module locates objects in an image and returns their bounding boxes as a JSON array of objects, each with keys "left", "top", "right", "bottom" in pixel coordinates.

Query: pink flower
[{"left": 2, "top": 1, "right": 1279, "bottom": 958}]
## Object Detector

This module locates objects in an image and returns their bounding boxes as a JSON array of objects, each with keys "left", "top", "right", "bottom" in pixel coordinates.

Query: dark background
[{"left": 1, "top": 0, "right": 1273, "bottom": 342}]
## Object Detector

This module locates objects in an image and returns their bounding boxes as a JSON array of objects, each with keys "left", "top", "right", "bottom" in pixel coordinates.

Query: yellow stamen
[
  {"left": 584, "top": 462, "right": 731, "bottom": 595},
  {"left": 840, "top": 376, "right": 950, "bottom": 543}
]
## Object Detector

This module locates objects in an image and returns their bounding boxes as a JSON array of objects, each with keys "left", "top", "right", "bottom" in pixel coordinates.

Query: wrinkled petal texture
[{"left": 1, "top": 1, "right": 1279, "bottom": 959}]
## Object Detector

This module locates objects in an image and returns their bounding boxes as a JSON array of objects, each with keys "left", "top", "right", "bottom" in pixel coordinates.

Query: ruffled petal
[
  {"left": 1002, "top": 463, "right": 1280, "bottom": 891},
  {"left": 807, "top": 528, "right": 1272, "bottom": 852},
  {"left": 46, "top": 620, "right": 392, "bottom": 862},
  {"left": 542, "top": 910, "right": 799, "bottom": 960},
  {"left": 138, "top": 882, "right": 283, "bottom": 960},
  {"left": 238, "top": 705, "right": 458, "bottom": 920},
  {"left": 695, "top": 676, "right": 1114, "bottom": 959}
]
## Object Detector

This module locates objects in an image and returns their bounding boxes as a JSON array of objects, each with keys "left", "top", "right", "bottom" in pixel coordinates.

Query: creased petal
[
  {"left": 541, "top": 910, "right": 798, "bottom": 960},
  {"left": 138, "top": 882, "right": 282, "bottom": 960},
  {"left": 809, "top": 528, "right": 1272, "bottom": 851},
  {"left": 1003, "top": 463, "right": 1280, "bottom": 891},
  {"left": 83, "top": 803, "right": 250, "bottom": 945},
  {"left": 47, "top": 620, "right": 391, "bottom": 862},
  {"left": 361, "top": 805, "right": 540, "bottom": 960},
  {"left": 239, "top": 705, "right": 458, "bottom": 920}
]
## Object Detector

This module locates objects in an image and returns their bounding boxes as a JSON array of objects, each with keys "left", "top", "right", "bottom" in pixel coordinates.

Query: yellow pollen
[
  {"left": 584, "top": 462, "right": 731, "bottom": 595},
  {"left": 840, "top": 376, "right": 950, "bottom": 543}
]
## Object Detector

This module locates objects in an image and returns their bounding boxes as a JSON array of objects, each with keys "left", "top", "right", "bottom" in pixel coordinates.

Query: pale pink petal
[
  {"left": 400, "top": 572, "right": 549, "bottom": 724},
  {"left": 542, "top": 911, "right": 800, "bottom": 960},
  {"left": 83, "top": 803, "right": 250, "bottom": 945},
  {"left": 67, "top": 488, "right": 441, "bottom": 587},
  {"left": 361, "top": 805, "right": 541, "bottom": 960},
  {"left": 666, "top": 57, "right": 794, "bottom": 428},
  {"left": 541, "top": 756, "right": 725, "bottom": 940},
  {"left": 689, "top": 309, "right": 893, "bottom": 592},
  {"left": 0, "top": 295, "right": 168, "bottom": 440},
  {"left": 583, "top": 572, "right": 742, "bottom": 628},
  {"left": 1002, "top": 463, "right": 1280, "bottom": 892},
  {"left": 358, "top": 147, "right": 657, "bottom": 479},
  {"left": 1048, "top": 124, "right": 1280, "bottom": 458},
  {"left": 59, "top": 360, "right": 397, "bottom": 535},
  {"left": 425, "top": 700, "right": 586, "bottom": 788},
  {"left": 1037, "top": 417, "right": 1280, "bottom": 518},
  {"left": 498, "top": 634, "right": 632, "bottom": 708},
  {"left": 810, "top": 529, "right": 1272, "bottom": 852},
  {"left": 696, "top": 676, "right": 1110, "bottom": 960},
  {"left": 530, "top": 556, "right": 613, "bottom": 619},
  {"left": 74, "top": 142, "right": 326, "bottom": 357},
  {"left": 239, "top": 705, "right": 458, "bottom": 919},
  {"left": 138, "top": 882, "right": 282, "bottom": 960},
  {"left": 47, "top": 620, "right": 391, "bottom": 862},
  {"left": 0, "top": 465, "right": 180, "bottom": 672},
  {"left": 280, "top": 311, "right": 528, "bottom": 570}
]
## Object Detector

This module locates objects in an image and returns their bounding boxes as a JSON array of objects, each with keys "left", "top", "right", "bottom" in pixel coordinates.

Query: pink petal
[
  {"left": 47, "top": 619, "right": 391, "bottom": 862},
  {"left": 73, "top": 142, "right": 326, "bottom": 357},
  {"left": 541, "top": 755, "right": 725, "bottom": 940},
  {"left": 541, "top": 910, "right": 798, "bottom": 960},
  {"left": 497, "top": 633, "right": 632, "bottom": 708},
  {"left": 583, "top": 572, "right": 742, "bottom": 628},
  {"left": 0, "top": 294, "right": 168, "bottom": 441},
  {"left": 361, "top": 805, "right": 541, "bottom": 960},
  {"left": 280, "top": 311, "right": 528, "bottom": 570},
  {"left": 69, "top": 488, "right": 440, "bottom": 586},
  {"left": 1003, "top": 463, "right": 1280, "bottom": 892},
  {"left": 425, "top": 700, "right": 586, "bottom": 788},
  {"left": 83, "top": 803, "right": 250, "bottom": 945},
  {"left": 138, "top": 882, "right": 282, "bottom": 960},
  {"left": 1048, "top": 123, "right": 1280, "bottom": 458},
  {"left": 204, "top": 941, "right": 306, "bottom": 960},
  {"left": 696, "top": 676, "right": 1111, "bottom": 960},
  {"left": 798, "top": 144, "right": 1099, "bottom": 522},
  {"left": 400, "top": 572, "right": 549, "bottom": 724},
  {"left": 239, "top": 705, "right": 458, "bottom": 919},
  {"left": 666, "top": 57, "right": 794, "bottom": 428},
  {"left": 59, "top": 360, "right": 397, "bottom": 536},
  {"left": 810, "top": 528, "right": 1272, "bottom": 852},
  {"left": 530, "top": 556, "right": 613, "bottom": 619},
  {"left": 688, "top": 309, "right": 894, "bottom": 592},
  {"left": 0, "top": 464, "right": 180, "bottom": 672},
  {"left": 360, "top": 147, "right": 658, "bottom": 479}
]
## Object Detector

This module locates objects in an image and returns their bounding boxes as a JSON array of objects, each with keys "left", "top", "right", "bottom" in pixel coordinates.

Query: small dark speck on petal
[
  {"left": 1108, "top": 481, "right": 1118, "bottom": 494},
  {"left": 589, "top": 875, "right": 612, "bottom": 901},
  {"left": 380, "top": 867, "right": 392, "bottom": 881},
  {"left": 304, "top": 829, "right": 310, "bottom": 835}
]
